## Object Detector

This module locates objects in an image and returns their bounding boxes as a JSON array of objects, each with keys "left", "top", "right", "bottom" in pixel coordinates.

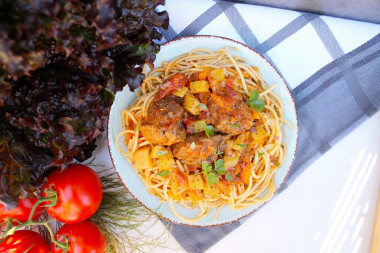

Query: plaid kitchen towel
[{"left": 156, "top": 0, "right": 380, "bottom": 252}]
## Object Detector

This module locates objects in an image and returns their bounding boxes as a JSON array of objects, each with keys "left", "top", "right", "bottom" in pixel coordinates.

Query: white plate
[{"left": 107, "top": 36, "right": 299, "bottom": 226}]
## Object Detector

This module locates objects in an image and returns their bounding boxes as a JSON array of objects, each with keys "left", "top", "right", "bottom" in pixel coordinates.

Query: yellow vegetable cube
[
  {"left": 204, "top": 183, "right": 220, "bottom": 197},
  {"left": 233, "top": 132, "right": 250, "bottom": 151},
  {"left": 132, "top": 146, "right": 153, "bottom": 170},
  {"left": 150, "top": 145, "right": 166, "bottom": 158},
  {"left": 208, "top": 68, "right": 225, "bottom": 81},
  {"left": 251, "top": 125, "right": 267, "bottom": 142},
  {"left": 192, "top": 119, "right": 207, "bottom": 133},
  {"left": 223, "top": 154, "right": 240, "bottom": 170},
  {"left": 224, "top": 140, "right": 235, "bottom": 154},
  {"left": 157, "top": 148, "right": 175, "bottom": 171},
  {"left": 251, "top": 125, "right": 267, "bottom": 149},
  {"left": 184, "top": 93, "right": 201, "bottom": 115},
  {"left": 188, "top": 174, "right": 204, "bottom": 190},
  {"left": 172, "top": 87, "right": 188, "bottom": 97},
  {"left": 190, "top": 80, "right": 210, "bottom": 93}
]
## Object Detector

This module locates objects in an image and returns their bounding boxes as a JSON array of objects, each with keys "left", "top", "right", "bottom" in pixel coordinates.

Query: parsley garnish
[
  {"left": 258, "top": 152, "right": 264, "bottom": 157},
  {"left": 214, "top": 159, "right": 225, "bottom": 175},
  {"left": 199, "top": 103, "right": 207, "bottom": 110},
  {"left": 246, "top": 89, "right": 265, "bottom": 112},
  {"left": 216, "top": 147, "right": 224, "bottom": 156},
  {"left": 237, "top": 143, "right": 248, "bottom": 148},
  {"left": 230, "top": 122, "right": 239, "bottom": 128},
  {"left": 201, "top": 159, "right": 226, "bottom": 185},
  {"left": 225, "top": 173, "right": 233, "bottom": 181},
  {"left": 157, "top": 170, "right": 169, "bottom": 177},
  {"left": 206, "top": 173, "right": 219, "bottom": 185},
  {"left": 202, "top": 162, "right": 213, "bottom": 173},
  {"left": 156, "top": 150, "right": 168, "bottom": 156},
  {"left": 204, "top": 125, "right": 215, "bottom": 137}
]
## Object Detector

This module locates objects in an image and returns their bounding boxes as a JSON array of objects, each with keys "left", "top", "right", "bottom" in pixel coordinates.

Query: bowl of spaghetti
[{"left": 108, "top": 36, "right": 298, "bottom": 226}]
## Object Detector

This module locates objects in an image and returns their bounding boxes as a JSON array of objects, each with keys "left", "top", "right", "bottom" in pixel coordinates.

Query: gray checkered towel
[{"left": 157, "top": 0, "right": 380, "bottom": 252}]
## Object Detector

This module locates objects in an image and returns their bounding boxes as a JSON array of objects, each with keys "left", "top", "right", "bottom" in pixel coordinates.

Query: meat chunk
[
  {"left": 140, "top": 95, "right": 186, "bottom": 145},
  {"left": 207, "top": 88, "right": 254, "bottom": 135},
  {"left": 172, "top": 133, "right": 226, "bottom": 166}
]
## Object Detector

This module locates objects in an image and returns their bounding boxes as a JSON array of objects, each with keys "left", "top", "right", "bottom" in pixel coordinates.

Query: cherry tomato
[
  {"left": 42, "top": 164, "right": 103, "bottom": 224},
  {"left": 51, "top": 220, "right": 107, "bottom": 253},
  {"left": 0, "top": 230, "right": 49, "bottom": 253},
  {"left": 0, "top": 198, "right": 44, "bottom": 225}
]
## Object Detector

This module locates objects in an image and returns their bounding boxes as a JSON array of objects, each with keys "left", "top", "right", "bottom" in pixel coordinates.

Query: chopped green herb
[
  {"left": 248, "top": 89, "right": 259, "bottom": 101},
  {"left": 246, "top": 89, "right": 265, "bottom": 112},
  {"left": 190, "top": 142, "right": 196, "bottom": 149},
  {"left": 202, "top": 160, "right": 225, "bottom": 185},
  {"left": 202, "top": 162, "right": 213, "bottom": 173},
  {"left": 225, "top": 173, "right": 233, "bottom": 181},
  {"left": 156, "top": 150, "right": 168, "bottom": 156},
  {"left": 156, "top": 170, "right": 169, "bottom": 177},
  {"left": 206, "top": 172, "right": 219, "bottom": 185},
  {"left": 199, "top": 103, "right": 207, "bottom": 110},
  {"left": 204, "top": 125, "right": 215, "bottom": 137},
  {"left": 214, "top": 159, "right": 225, "bottom": 175},
  {"left": 258, "top": 152, "right": 264, "bottom": 157},
  {"left": 216, "top": 147, "right": 224, "bottom": 156},
  {"left": 230, "top": 122, "right": 239, "bottom": 128},
  {"left": 237, "top": 143, "right": 248, "bottom": 148}
]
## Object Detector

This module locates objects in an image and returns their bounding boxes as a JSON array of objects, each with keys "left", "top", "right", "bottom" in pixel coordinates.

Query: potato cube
[
  {"left": 190, "top": 80, "right": 210, "bottom": 93},
  {"left": 188, "top": 174, "right": 204, "bottom": 190},
  {"left": 223, "top": 155, "right": 240, "bottom": 170},
  {"left": 157, "top": 148, "right": 175, "bottom": 171},
  {"left": 233, "top": 132, "right": 250, "bottom": 151},
  {"left": 204, "top": 183, "right": 220, "bottom": 197},
  {"left": 184, "top": 93, "right": 201, "bottom": 115},
  {"left": 251, "top": 125, "right": 267, "bottom": 142},
  {"left": 172, "top": 87, "right": 188, "bottom": 97},
  {"left": 208, "top": 68, "right": 225, "bottom": 81},
  {"left": 132, "top": 146, "right": 153, "bottom": 170},
  {"left": 150, "top": 145, "right": 166, "bottom": 158},
  {"left": 192, "top": 119, "right": 207, "bottom": 133},
  {"left": 251, "top": 125, "right": 267, "bottom": 149},
  {"left": 224, "top": 140, "right": 235, "bottom": 154}
]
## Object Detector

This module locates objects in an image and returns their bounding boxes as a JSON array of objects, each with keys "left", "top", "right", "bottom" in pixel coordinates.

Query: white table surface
[{"left": 147, "top": 111, "right": 380, "bottom": 253}]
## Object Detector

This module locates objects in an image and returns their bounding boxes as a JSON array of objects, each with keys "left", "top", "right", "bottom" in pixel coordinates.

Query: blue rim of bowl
[{"left": 107, "top": 35, "right": 300, "bottom": 227}]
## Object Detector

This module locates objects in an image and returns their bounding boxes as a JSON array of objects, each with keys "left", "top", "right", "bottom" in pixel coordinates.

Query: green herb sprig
[
  {"left": 201, "top": 159, "right": 233, "bottom": 184},
  {"left": 216, "top": 147, "right": 224, "bottom": 156},
  {"left": 157, "top": 170, "right": 169, "bottom": 177},
  {"left": 246, "top": 89, "right": 265, "bottom": 112},
  {"left": 230, "top": 123, "right": 239, "bottom": 128},
  {"left": 90, "top": 169, "right": 169, "bottom": 253},
  {"left": 204, "top": 125, "right": 215, "bottom": 137}
]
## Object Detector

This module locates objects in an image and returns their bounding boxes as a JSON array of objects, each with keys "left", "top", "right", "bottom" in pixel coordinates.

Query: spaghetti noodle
[{"left": 116, "top": 47, "right": 289, "bottom": 222}]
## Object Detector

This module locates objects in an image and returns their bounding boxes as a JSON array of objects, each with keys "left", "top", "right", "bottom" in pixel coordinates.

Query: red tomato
[
  {"left": 155, "top": 72, "right": 189, "bottom": 100},
  {"left": 51, "top": 220, "right": 107, "bottom": 253},
  {"left": 0, "top": 230, "right": 49, "bottom": 253},
  {"left": 0, "top": 198, "right": 44, "bottom": 225},
  {"left": 175, "top": 171, "right": 187, "bottom": 185},
  {"left": 42, "top": 164, "right": 103, "bottom": 224}
]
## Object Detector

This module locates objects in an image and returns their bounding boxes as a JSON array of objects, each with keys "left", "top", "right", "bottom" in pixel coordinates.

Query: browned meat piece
[
  {"left": 207, "top": 88, "right": 254, "bottom": 135},
  {"left": 172, "top": 133, "right": 226, "bottom": 166},
  {"left": 140, "top": 95, "right": 186, "bottom": 145}
]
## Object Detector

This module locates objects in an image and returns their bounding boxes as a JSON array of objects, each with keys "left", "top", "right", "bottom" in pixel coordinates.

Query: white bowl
[{"left": 107, "top": 36, "right": 299, "bottom": 226}]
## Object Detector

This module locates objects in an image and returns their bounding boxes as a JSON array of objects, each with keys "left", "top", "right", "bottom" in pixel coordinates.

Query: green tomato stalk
[{"left": 0, "top": 192, "right": 68, "bottom": 251}]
